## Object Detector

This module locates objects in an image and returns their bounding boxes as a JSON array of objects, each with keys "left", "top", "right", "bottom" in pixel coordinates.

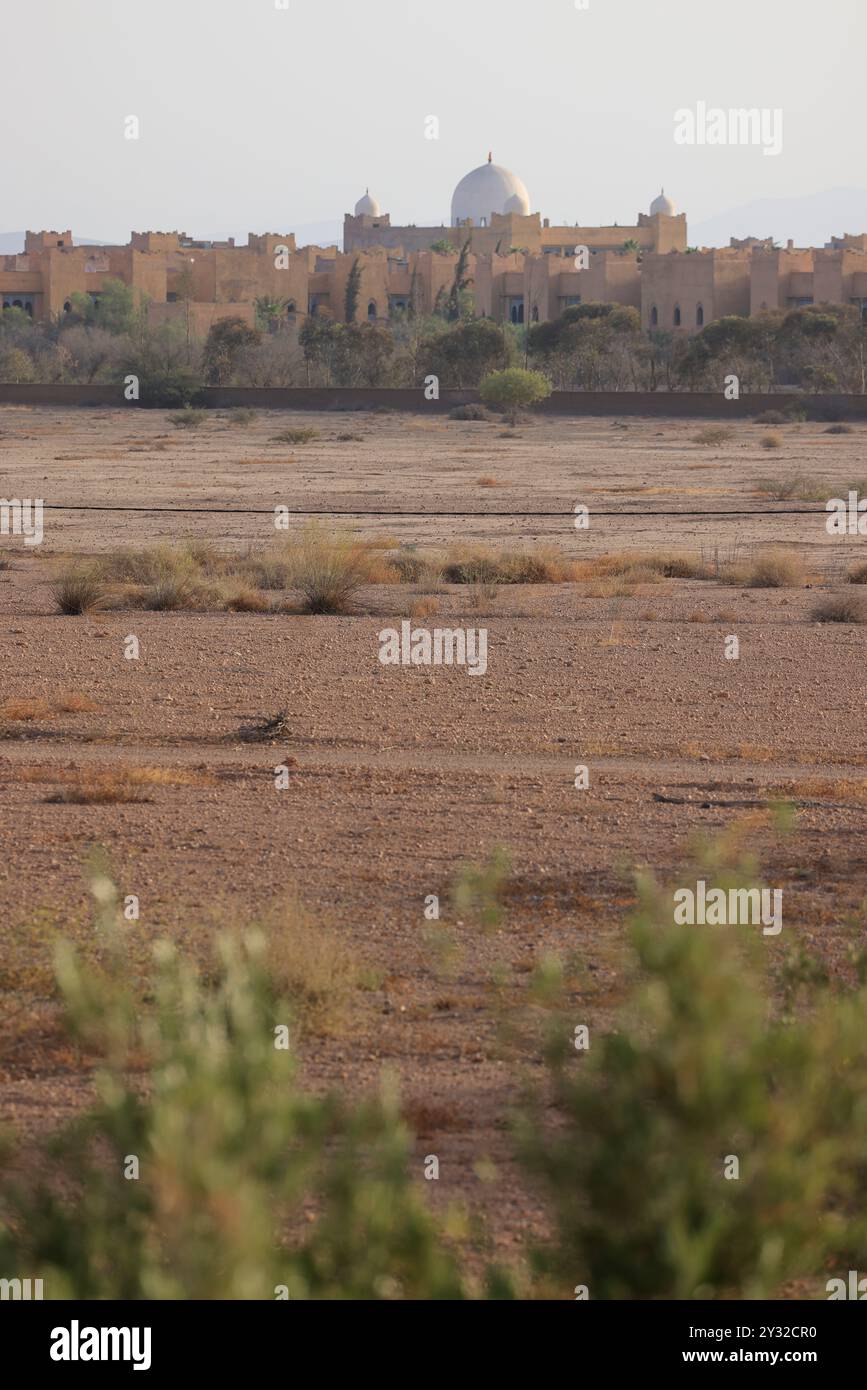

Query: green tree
[
  {"left": 70, "top": 277, "right": 137, "bottom": 336},
  {"left": 427, "top": 317, "right": 511, "bottom": 388},
  {"left": 344, "top": 257, "right": 363, "bottom": 324},
  {"left": 479, "top": 367, "right": 552, "bottom": 423},
  {"left": 201, "top": 316, "right": 260, "bottom": 385}
]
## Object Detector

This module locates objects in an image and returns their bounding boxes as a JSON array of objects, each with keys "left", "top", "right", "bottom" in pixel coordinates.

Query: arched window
[
  {"left": 12, "top": 299, "right": 22, "bottom": 309},
  {"left": 25, "top": 302, "right": 33, "bottom": 316},
  {"left": 696, "top": 303, "right": 704, "bottom": 326},
  {"left": 650, "top": 305, "right": 658, "bottom": 327},
  {"left": 367, "top": 301, "right": 377, "bottom": 320},
  {"left": 286, "top": 301, "right": 296, "bottom": 315},
  {"left": 531, "top": 305, "right": 539, "bottom": 322},
  {"left": 63, "top": 301, "right": 71, "bottom": 313},
  {"left": 673, "top": 304, "right": 681, "bottom": 327}
]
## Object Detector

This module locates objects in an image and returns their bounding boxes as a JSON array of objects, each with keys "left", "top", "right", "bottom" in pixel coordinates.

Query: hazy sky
[{"left": 3, "top": 0, "right": 864, "bottom": 243}]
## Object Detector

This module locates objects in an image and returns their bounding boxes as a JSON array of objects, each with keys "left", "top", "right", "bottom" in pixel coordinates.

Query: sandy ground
[{"left": 1, "top": 404, "right": 866, "bottom": 1272}]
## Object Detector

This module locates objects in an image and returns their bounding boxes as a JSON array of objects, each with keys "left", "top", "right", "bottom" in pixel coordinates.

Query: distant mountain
[
  {"left": 0, "top": 232, "right": 107, "bottom": 254},
  {"left": 690, "top": 187, "right": 867, "bottom": 249}
]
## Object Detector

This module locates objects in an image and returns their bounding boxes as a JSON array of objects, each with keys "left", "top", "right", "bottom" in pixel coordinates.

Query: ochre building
[{"left": 3, "top": 157, "right": 866, "bottom": 336}]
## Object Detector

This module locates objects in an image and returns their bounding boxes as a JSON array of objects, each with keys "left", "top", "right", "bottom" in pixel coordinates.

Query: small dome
[
  {"left": 354, "top": 189, "right": 381, "bottom": 217},
  {"left": 451, "top": 154, "right": 531, "bottom": 226},
  {"left": 650, "top": 188, "right": 677, "bottom": 216},
  {"left": 504, "top": 191, "right": 529, "bottom": 215}
]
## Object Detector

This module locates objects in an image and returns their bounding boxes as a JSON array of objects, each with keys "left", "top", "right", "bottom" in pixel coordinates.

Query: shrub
[
  {"left": 516, "top": 855, "right": 867, "bottom": 1299},
  {"left": 825, "top": 423, "right": 854, "bottom": 435},
  {"left": 753, "top": 474, "right": 827, "bottom": 501},
  {"left": 692, "top": 426, "right": 731, "bottom": 446},
  {"left": 753, "top": 409, "right": 788, "bottom": 425},
  {"left": 812, "top": 593, "right": 867, "bottom": 623},
  {"left": 479, "top": 368, "right": 552, "bottom": 425},
  {"left": 760, "top": 432, "right": 783, "bottom": 450},
  {"left": 442, "top": 545, "right": 576, "bottom": 584},
  {"left": 272, "top": 428, "right": 318, "bottom": 444},
  {"left": 228, "top": 408, "right": 257, "bottom": 426},
  {"left": 0, "top": 927, "right": 466, "bottom": 1299},
  {"left": 168, "top": 408, "right": 206, "bottom": 429},
  {"left": 741, "top": 549, "right": 806, "bottom": 588},
  {"left": 287, "top": 526, "right": 372, "bottom": 614},
  {"left": 448, "top": 403, "right": 494, "bottom": 421},
  {"left": 51, "top": 569, "right": 105, "bottom": 615},
  {"left": 847, "top": 561, "right": 867, "bottom": 584}
]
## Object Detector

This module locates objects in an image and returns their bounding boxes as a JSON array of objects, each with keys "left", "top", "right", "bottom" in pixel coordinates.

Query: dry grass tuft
[
  {"left": 1, "top": 693, "right": 97, "bottom": 722},
  {"left": 752, "top": 474, "right": 827, "bottom": 501},
  {"left": 760, "top": 432, "right": 783, "bottom": 450},
  {"left": 286, "top": 526, "right": 374, "bottom": 613},
  {"left": 51, "top": 569, "right": 105, "bottom": 615},
  {"left": 271, "top": 427, "right": 318, "bottom": 444},
  {"left": 410, "top": 597, "right": 440, "bottom": 620},
  {"left": 442, "top": 544, "right": 577, "bottom": 584},
  {"left": 739, "top": 549, "right": 807, "bottom": 589},
  {"left": 476, "top": 475, "right": 503, "bottom": 487},
  {"left": 692, "top": 426, "right": 732, "bottom": 446},
  {"left": 811, "top": 592, "right": 867, "bottom": 624},
  {"left": 848, "top": 560, "right": 867, "bottom": 584}
]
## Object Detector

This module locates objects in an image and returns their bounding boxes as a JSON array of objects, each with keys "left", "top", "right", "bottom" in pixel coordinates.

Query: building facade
[{"left": 3, "top": 159, "right": 866, "bottom": 336}]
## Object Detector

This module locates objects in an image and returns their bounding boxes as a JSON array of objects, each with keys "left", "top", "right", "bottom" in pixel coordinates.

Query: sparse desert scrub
[
  {"left": 139, "top": 575, "right": 218, "bottom": 611},
  {"left": 691, "top": 426, "right": 731, "bottom": 446},
  {"left": 388, "top": 547, "right": 443, "bottom": 586},
  {"left": 250, "top": 897, "right": 359, "bottom": 1036},
  {"left": 51, "top": 568, "right": 105, "bottom": 615},
  {"left": 19, "top": 764, "right": 218, "bottom": 804},
  {"left": 227, "top": 407, "right": 257, "bottom": 426},
  {"left": 272, "top": 427, "right": 318, "bottom": 444},
  {"left": 753, "top": 409, "right": 789, "bottom": 425},
  {"left": 752, "top": 474, "right": 827, "bottom": 501},
  {"left": 448, "top": 403, "right": 494, "bottom": 421},
  {"left": 442, "top": 544, "right": 577, "bottom": 584},
  {"left": 825, "top": 423, "right": 854, "bottom": 434},
  {"left": 847, "top": 560, "right": 867, "bottom": 584},
  {"left": 285, "top": 526, "right": 380, "bottom": 613},
  {"left": 812, "top": 592, "right": 867, "bottom": 623},
  {"left": 739, "top": 548, "right": 807, "bottom": 588},
  {"left": 476, "top": 475, "right": 503, "bottom": 487},
  {"left": 168, "top": 408, "right": 206, "bottom": 429},
  {"left": 220, "top": 582, "right": 270, "bottom": 613},
  {"left": 409, "top": 597, "right": 440, "bottom": 620},
  {"left": 760, "top": 431, "right": 783, "bottom": 449},
  {"left": 1, "top": 693, "right": 96, "bottom": 721},
  {"left": 575, "top": 550, "right": 711, "bottom": 582}
]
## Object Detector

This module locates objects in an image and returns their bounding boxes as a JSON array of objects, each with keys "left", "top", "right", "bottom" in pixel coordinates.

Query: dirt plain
[{"left": 1, "top": 403, "right": 866, "bottom": 1275}]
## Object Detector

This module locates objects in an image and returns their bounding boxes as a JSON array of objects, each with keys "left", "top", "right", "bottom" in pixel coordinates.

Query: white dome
[
  {"left": 451, "top": 156, "right": 530, "bottom": 226},
  {"left": 354, "top": 189, "right": 381, "bottom": 217},
  {"left": 650, "top": 188, "right": 677, "bottom": 216}
]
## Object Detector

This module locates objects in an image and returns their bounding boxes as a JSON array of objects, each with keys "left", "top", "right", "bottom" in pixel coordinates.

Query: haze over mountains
[{"left": 3, "top": 189, "right": 866, "bottom": 258}]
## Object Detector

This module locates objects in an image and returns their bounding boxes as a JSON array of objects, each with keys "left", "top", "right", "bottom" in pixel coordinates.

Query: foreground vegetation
[{"left": 2, "top": 832, "right": 867, "bottom": 1299}]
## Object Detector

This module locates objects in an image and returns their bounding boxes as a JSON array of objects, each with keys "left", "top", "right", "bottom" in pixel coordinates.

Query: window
[
  {"left": 367, "top": 300, "right": 377, "bottom": 320},
  {"left": 63, "top": 301, "right": 71, "bottom": 313},
  {"left": 531, "top": 305, "right": 539, "bottom": 322},
  {"left": 696, "top": 303, "right": 704, "bottom": 326},
  {"left": 673, "top": 305, "right": 681, "bottom": 327},
  {"left": 286, "top": 301, "right": 296, "bottom": 315},
  {"left": 650, "top": 305, "right": 658, "bottom": 327}
]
